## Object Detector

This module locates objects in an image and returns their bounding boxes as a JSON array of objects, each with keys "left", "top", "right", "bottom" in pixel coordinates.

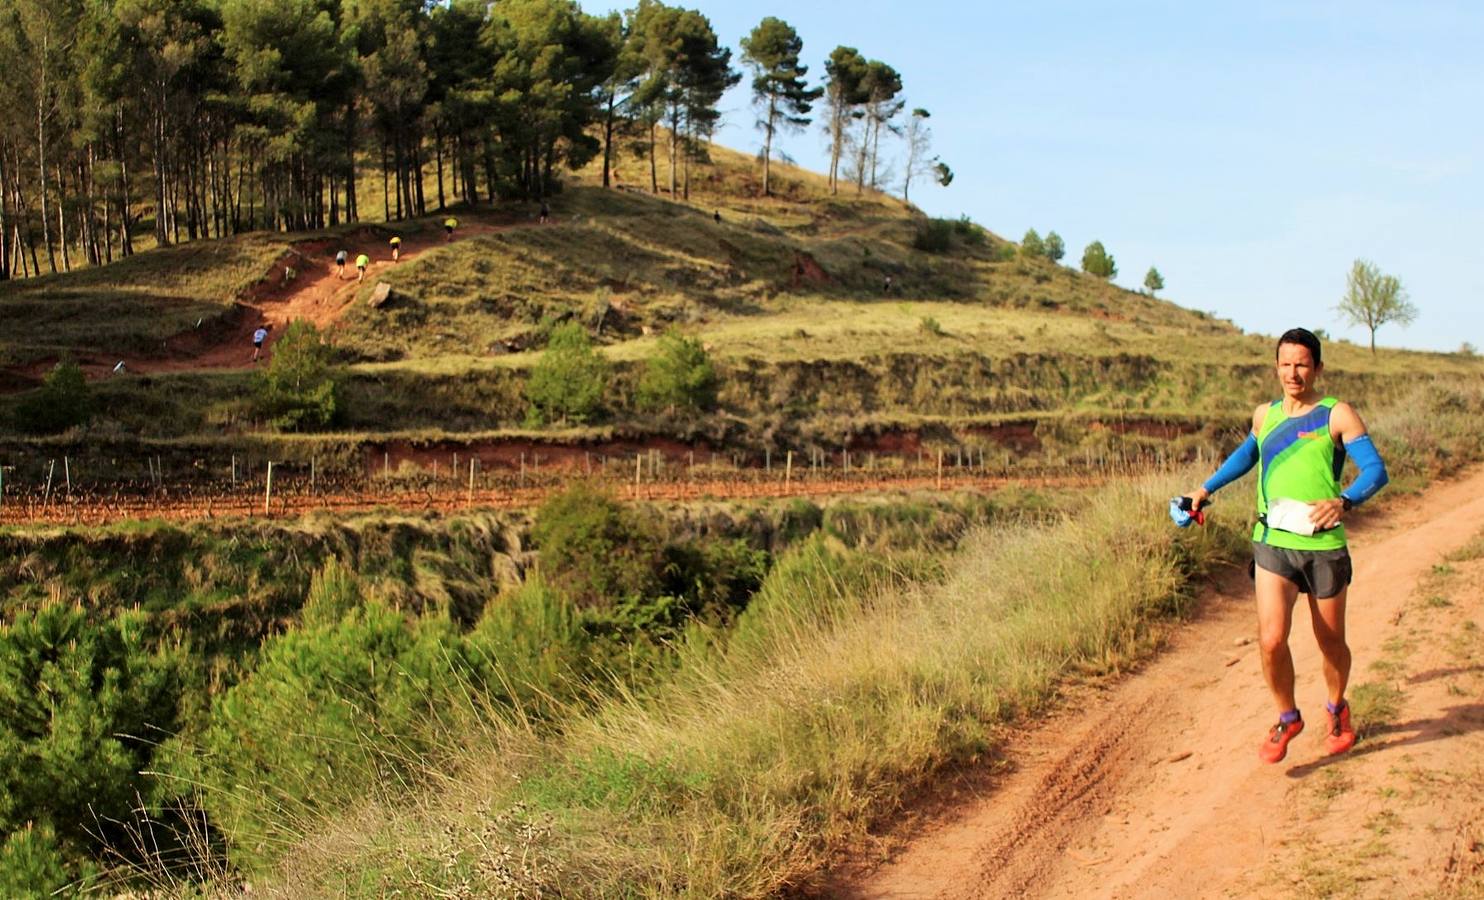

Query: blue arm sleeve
[
  {"left": 1340, "top": 434, "right": 1388, "bottom": 506},
  {"left": 1202, "top": 433, "right": 1259, "bottom": 494}
]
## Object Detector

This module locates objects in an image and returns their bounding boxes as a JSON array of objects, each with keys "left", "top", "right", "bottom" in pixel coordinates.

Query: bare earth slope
[{"left": 835, "top": 467, "right": 1484, "bottom": 899}]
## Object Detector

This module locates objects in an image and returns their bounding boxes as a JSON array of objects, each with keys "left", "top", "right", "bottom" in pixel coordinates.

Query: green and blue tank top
[{"left": 1253, "top": 396, "right": 1347, "bottom": 550}]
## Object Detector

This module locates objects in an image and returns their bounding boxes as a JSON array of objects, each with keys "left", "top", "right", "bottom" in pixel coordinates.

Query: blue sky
[{"left": 592, "top": 1, "right": 1482, "bottom": 352}]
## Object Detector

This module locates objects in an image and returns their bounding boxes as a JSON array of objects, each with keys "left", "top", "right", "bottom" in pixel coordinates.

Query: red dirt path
[{"left": 821, "top": 466, "right": 1484, "bottom": 899}]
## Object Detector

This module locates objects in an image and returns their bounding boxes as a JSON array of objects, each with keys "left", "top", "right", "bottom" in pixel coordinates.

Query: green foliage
[
  {"left": 1081, "top": 240, "right": 1117, "bottom": 279},
  {"left": 740, "top": 17, "right": 821, "bottom": 196},
  {"left": 299, "top": 557, "right": 362, "bottom": 629},
  {"left": 177, "top": 599, "right": 471, "bottom": 868},
  {"left": 1338, "top": 258, "right": 1417, "bottom": 353},
  {"left": 525, "top": 322, "right": 610, "bottom": 426},
  {"left": 933, "top": 160, "right": 954, "bottom": 187},
  {"left": 1044, "top": 230, "right": 1066, "bottom": 263},
  {"left": 636, "top": 329, "right": 718, "bottom": 415},
  {"left": 1144, "top": 266, "right": 1164, "bottom": 296},
  {"left": 0, "top": 822, "right": 87, "bottom": 899},
  {"left": 256, "top": 321, "right": 337, "bottom": 431},
  {"left": 912, "top": 219, "right": 954, "bottom": 253},
  {"left": 531, "top": 482, "right": 664, "bottom": 608},
  {"left": 0, "top": 604, "right": 180, "bottom": 866},
  {"left": 13, "top": 361, "right": 94, "bottom": 435},
  {"left": 919, "top": 316, "right": 944, "bottom": 336},
  {"left": 1021, "top": 228, "right": 1045, "bottom": 259}
]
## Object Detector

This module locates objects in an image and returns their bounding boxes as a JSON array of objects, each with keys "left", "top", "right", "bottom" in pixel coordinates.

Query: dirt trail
[
  {"left": 831, "top": 467, "right": 1484, "bottom": 899},
  {"left": 18, "top": 219, "right": 519, "bottom": 381}
]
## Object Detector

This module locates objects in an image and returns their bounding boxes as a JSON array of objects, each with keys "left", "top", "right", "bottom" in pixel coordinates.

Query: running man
[
  {"left": 1184, "top": 328, "right": 1389, "bottom": 763},
  {"left": 444, "top": 216, "right": 458, "bottom": 241},
  {"left": 539, "top": 200, "right": 550, "bottom": 224},
  {"left": 389, "top": 235, "right": 402, "bottom": 261},
  {"left": 355, "top": 252, "right": 370, "bottom": 283},
  {"left": 252, "top": 325, "right": 270, "bottom": 362},
  {"left": 335, "top": 249, "right": 348, "bottom": 278}
]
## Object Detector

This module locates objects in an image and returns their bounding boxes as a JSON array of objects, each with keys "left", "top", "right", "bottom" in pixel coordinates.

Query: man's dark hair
[{"left": 1277, "top": 327, "right": 1322, "bottom": 367}]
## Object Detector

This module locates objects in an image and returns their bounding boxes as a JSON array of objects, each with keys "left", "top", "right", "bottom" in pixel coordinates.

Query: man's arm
[
  {"left": 1187, "top": 402, "right": 1268, "bottom": 508},
  {"left": 1310, "top": 402, "right": 1389, "bottom": 529}
]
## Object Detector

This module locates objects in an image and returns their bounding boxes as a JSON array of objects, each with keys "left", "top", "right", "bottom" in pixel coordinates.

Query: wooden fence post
[
  {"left": 785, "top": 450, "right": 793, "bottom": 489},
  {"left": 64, "top": 456, "right": 71, "bottom": 496},
  {"left": 936, "top": 449, "right": 943, "bottom": 491},
  {"left": 264, "top": 461, "right": 274, "bottom": 514},
  {"left": 467, "top": 458, "right": 475, "bottom": 508}
]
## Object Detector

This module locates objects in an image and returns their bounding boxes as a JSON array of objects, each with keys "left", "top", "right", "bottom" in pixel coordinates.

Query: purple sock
[
  {"left": 1279, "top": 708, "right": 1301, "bottom": 725},
  {"left": 1326, "top": 700, "right": 1346, "bottom": 715}
]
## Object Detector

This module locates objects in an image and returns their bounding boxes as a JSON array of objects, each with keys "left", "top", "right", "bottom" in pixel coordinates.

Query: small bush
[
  {"left": 0, "top": 604, "right": 181, "bottom": 868},
  {"left": 531, "top": 482, "right": 664, "bottom": 608},
  {"left": 256, "top": 321, "right": 337, "bottom": 431},
  {"left": 1021, "top": 228, "right": 1045, "bottom": 258},
  {"left": 953, "top": 215, "right": 988, "bottom": 246},
  {"left": 526, "top": 322, "right": 609, "bottom": 426},
  {"left": 636, "top": 329, "right": 718, "bottom": 415},
  {"left": 919, "top": 316, "right": 944, "bottom": 336},
  {"left": 912, "top": 219, "right": 954, "bottom": 253},
  {"left": 14, "top": 360, "right": 93, "bottom": 434}
]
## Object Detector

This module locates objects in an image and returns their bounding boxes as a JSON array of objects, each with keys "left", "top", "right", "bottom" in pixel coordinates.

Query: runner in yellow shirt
[
  {"left": 443, "top": 217, "right": 458, "bottom": 242},
  {"left": 389, "top": 235, "right": 402, "bottom": 261},
  {"left": 355, "top": 252, "right": 370, "bottom": 283}
]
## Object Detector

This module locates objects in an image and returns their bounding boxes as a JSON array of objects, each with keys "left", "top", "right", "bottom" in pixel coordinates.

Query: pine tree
[{"left": 740, "top": 17, "right": 820, "bottom": 197}]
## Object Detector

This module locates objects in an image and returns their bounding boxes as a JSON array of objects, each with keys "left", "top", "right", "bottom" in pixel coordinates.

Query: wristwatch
[{"left": 1341, "top": 496, "right": 1354, "bottom": 512}]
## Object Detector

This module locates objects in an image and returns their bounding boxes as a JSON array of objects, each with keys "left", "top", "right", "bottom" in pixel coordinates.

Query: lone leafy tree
[
  {"left": 1337, "top": 259, "right": 1417, "bottom": 354},
  {"left": 1044, "top": 231, "right": 1066, "bottom": 263},
  {"left": 1081, "top": 240, "right": 1117, "bottom": 279},
  {"left": 1144, "top": 266, "right": 1164, "bottom": 296},
  {"left": 527, "top": 322, "right": 610, "bottom": 425},
  {"left": 739, "top": 17, "right": 820, "bottom": 197}
]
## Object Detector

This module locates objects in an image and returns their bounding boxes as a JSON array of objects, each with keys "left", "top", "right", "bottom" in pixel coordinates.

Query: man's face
[{"left": 1276, "top": 342, "right": 1321, "bottom": 399}]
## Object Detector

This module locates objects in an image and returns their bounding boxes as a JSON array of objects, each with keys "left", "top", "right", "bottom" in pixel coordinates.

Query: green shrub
[
  {"left": 13, "top": 361, "right": 93, "bottom": 435},
  {"left": 176, "top": 601, "right": 472, "bottom": 868},
  {"left": 1081, "top": 240, "right": 1117, "bottom": 279},
  {"left": 0, "top": 604, "right": 180, "bottom": 865},
  {"left": 1020, "top": 228, "right": 1045, "bottom": 258},
  {"left": 953, "top": 215, "right": 988, "bottom": 246},
  {"left": 255, "top": 321, "right": 337, "bottom": 431},
  {"left": 531, "top": 483, "right": 664, "bottom": 608},
  {"left": 526, "top": 322, "right": 609, "bottom": 425},
  {"left": 911, "top": 219, "right": 954, "bottom": 253},
  {"left": 919, "top": 316, "right": 944, "bottom": 336},
  {"left": 0, "top": 822, "right": 88, "bottom": 898},
  {"left": 636, "top": 329, "right": 718, "bottom": 415}
]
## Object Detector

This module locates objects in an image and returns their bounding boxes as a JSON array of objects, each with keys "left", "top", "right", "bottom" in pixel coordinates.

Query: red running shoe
[
  {"left": 1259, "top": 716, "right": 1304, "bottom": 763},
  {"left": 1325, "top": 703, "right": 1356, "bottom": 755}
]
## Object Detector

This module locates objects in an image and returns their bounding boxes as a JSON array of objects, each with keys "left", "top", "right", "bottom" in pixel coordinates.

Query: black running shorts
[{"left": 1251, "top": 543, "right": 1353, "bottom": 599}]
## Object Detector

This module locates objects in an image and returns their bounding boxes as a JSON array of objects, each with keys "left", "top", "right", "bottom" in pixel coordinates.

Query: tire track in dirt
[{"left": 827, "top": 464, "right": 1484, "bottom": 900}]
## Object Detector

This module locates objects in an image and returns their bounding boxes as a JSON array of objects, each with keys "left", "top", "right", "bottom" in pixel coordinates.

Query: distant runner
[
  {"left": 252, "top": 325, "right": 270, "bottom": 362},
  {"left": 539, "top": 200, "right": 550, "bottom": 224},
  {"left": 444, "top": 217, "right": 458, "bottom": 241},
  {"left": 1183, "top": 328, "right": 1389, "bottom": 763},
  {"left": 389, "top": 235, "right": 402, "bottom": 261},
  {"left": 355, "top": 252, "right": 370, "bottom": 283},
  {"left": 335, "top": 249, "right": 348, "bottom": 278}
]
